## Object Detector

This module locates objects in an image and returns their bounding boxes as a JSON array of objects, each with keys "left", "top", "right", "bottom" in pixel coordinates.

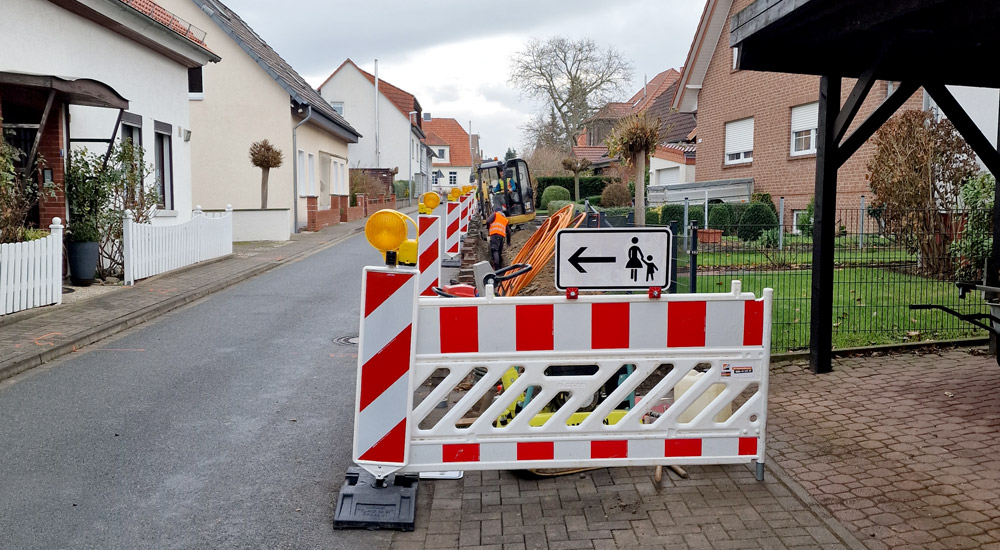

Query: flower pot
[
  {"left": 697, "top": 228, "right": 723, "bottom": 244},
  {"left": 67, "top": 241, "right": 100, "bottom": 286}
]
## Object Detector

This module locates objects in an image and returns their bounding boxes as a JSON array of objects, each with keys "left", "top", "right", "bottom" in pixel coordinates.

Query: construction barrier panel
[
  {"left": 459, "top": 194, "right": 470, "bottom": 235},
  {"left": 353, "top": 275, "right": 772, "bottom": 478},
  {"left": 418, "top": 214, "right": 442, "bottom": 297},
  {"left": 444, "top": 201, "right": 461, "bottom": 260}
]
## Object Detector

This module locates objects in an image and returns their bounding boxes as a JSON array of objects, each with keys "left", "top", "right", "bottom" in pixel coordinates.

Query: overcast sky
[{"left": 219, "top": 0, "right": 705, "bottom": 158}]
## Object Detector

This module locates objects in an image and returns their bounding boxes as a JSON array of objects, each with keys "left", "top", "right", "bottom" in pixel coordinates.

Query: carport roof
[{"left": 731, "top": 0, "right": 1000, "bottom": 88}]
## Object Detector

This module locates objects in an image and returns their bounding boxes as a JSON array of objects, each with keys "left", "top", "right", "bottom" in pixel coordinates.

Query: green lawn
[{"left": 675, "top": 268, "right": 987, "bottom": 351}]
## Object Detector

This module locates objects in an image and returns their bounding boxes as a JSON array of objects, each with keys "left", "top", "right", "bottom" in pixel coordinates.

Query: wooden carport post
[{"left": 809, "top": 75, "right": 840, "bottom": 374}]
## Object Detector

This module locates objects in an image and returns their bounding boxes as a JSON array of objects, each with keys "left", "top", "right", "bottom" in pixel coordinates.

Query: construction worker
[{"left": 485, "top": 201, "right": 510, "bottom": 270}]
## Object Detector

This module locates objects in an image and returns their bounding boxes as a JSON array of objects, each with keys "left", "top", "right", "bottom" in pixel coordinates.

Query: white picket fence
[
  {"left": 123, "top": 205, "right": 233, "bottom": 285},
  {"left": 0, "top": 218, "right": 64, "bottom": 315}
]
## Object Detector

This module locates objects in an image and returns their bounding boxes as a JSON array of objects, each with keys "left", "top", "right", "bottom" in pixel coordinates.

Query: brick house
[
  {"left": 2, "top": 0, "right": 219, "bottom": 230},
  {"left": 673, "top": 0, "right": 924, "bottom": 228}
]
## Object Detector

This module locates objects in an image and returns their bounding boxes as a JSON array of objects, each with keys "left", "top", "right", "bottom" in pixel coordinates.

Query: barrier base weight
[{"left": 333, "top": 467, "right": 419, "bottom": 531}]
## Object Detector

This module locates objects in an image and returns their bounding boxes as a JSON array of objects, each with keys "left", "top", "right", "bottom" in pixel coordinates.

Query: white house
[
  {"left": 160, "top": 0, "right": 361, "bottom": 240},
  {"left": 423, "top": 116, "right": 473, "bottom": 191},
  {"left": 1, "top": 0, "right": 219, "bottom": 227},
  {"left": 318, "top": 59, "right": 430, "bottom": 195}
]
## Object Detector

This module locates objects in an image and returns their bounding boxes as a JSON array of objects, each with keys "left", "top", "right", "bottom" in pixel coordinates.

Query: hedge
[
  {"left": 659, "top": 204, "right": 706, "bottom": 227},
  {"left": 536, "top": 176, "right": 619, "bottom": 200},
  {"left": 540, "top": 185, "right": 570, "bottom": 211}
]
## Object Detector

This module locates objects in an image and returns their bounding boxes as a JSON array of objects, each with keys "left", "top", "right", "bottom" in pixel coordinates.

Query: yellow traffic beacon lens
[
  {"left": 365, "top": 209, "right": 407, "bottom": 252},
  {"left": 421, "top": 192, "right": 440, "bottom": 210},
  {"left": 462, "top": 185, "right": 474, "bottom": 194}
]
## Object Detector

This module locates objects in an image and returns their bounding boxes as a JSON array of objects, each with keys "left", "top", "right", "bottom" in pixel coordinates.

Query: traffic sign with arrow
[{"left": 555, "top": 227, "right": 672, "bottom": 290}]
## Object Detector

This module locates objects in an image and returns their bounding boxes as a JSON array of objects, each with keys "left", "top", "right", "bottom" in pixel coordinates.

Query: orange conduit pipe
[{"left": 502, "top": 206, "right": 585, "bottom": 296}]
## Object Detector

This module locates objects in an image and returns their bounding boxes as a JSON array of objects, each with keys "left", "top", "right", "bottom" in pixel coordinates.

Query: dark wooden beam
[
  {"left": 100, "top": 109, "right": 124, "bottom": 172},
  {"left": 26, "top": 90, "right": 55, "bottom": 170},
  {"left": 833, "top": 66, "right": 877, "bottom": 144},
  {"left": 837, "top": 81, "right": 919, "bottom": 167},
  {"left": 810, "top": 75, "right": 841, "bottom": 374}
]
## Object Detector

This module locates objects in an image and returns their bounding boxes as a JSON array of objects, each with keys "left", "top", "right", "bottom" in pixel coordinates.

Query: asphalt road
[{"left": 0, "top": 233, "right": 392, "bottom": 549}]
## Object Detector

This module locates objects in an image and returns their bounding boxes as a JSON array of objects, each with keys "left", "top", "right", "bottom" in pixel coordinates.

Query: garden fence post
[
  {"left": 50, "top": 217, "right": 64, "bottom": 305},
  {"left": 123, "top": 209, "right": 134, "bottom": 285},
  {"left": 669, "top": 220, "right": 678, "bottom": 294},
  {"left": 859, "top": 195, "right": 865, "bottom": 250},
  {"left": 704, "top": 190, "right": 709, "bottom": 228},
  {"left": 683, "top": 197, "right": 690, "bottom": 251},
  {"left": 778, "top": 197, "right": 785, "bottom": 251},
  {"left": 689, "top": 220, "right": 698, "bottom": 293}
]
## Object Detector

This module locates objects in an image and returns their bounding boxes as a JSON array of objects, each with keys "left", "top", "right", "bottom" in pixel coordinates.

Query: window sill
[
  {"left": 188, "top": 93, "right": 204, "bottom": 101},
  {"left": 722, "top": 161, "right": 752, "bottom": 169},
  {"left": 789, "top": 152, "right": 817, "bottom": 161},
  {"left": 155, "top": 209, "right": 178, "bottom": 217}
]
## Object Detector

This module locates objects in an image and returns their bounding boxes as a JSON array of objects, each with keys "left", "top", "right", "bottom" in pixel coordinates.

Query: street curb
[
  {"left": 0, "top": 226, "right": 364, "bottom": 383},
  {"left": 762, "top": 456, "right": 869, "bottom": 550}
]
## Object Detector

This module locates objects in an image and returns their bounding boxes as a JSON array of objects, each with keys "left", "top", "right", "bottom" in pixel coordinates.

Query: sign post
[{"left": 555, "top": 228, "right": 672, "bottom": 290}]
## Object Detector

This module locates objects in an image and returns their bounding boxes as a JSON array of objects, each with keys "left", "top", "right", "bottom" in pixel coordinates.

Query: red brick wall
[
  {"left": 37, "top": 105, "right": 66, "bottom": 226},
  {"left": 334, "top": 195, "right": 364, "bottom": 222},
  {"left": 305, "top": 196, "right": 339, "bottom": 231},
  {"left": 696, "top": 0, "right": 925, "bottom": 225}
]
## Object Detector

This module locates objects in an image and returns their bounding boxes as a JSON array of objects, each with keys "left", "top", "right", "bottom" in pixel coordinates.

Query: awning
[{"left": 0, "top": 72, "right": 128, "bottom": 109}]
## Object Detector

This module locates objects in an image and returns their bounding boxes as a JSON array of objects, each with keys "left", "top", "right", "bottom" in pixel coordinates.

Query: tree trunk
[
  {"left": 634, "top": 150, "right": 646, "bottom": 227},
  {"left": 574, "top": 172, "right": 581, "bottom": 202},
  {"left": 261, "top": 168, "right": 269, "bottom": 209}
]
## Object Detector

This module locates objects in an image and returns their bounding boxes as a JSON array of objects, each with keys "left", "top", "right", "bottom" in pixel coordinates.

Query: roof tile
[{"left": 422, "top": 118, "right": 471, "bottom": 167}]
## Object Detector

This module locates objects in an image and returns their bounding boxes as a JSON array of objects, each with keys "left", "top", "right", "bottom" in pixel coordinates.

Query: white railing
[
  {"left": 0, "top": 218, "right": 64, "bottom": 315},
  {"left": 123, "top": 205, "right": 233, "bottom": 285}
]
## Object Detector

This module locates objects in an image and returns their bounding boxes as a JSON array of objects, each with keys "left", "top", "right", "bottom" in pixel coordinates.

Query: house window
[
  {"left": 792, "top": 210, "right": 807, "bottom": 234},
  {"left": 449, "top": 171, "right": 457, "bottom": 186},
  {"left": 297, "top": 150, "right": 306, "bottom": 196},
  {"left": 330, "top": 101, "right": 344, "bottom": 116},
  {"left": 790, "top": 102, "right": 818, "bottom": 156},
  {"left": 188, "top": 67, "right": 204, "bottom": 100},
  {"left": 120, "top": 112, "right": 142, "bottom": 149},
  {"left": 724, "top": 117, "right": 754, "bottom": 165},
  {"left": 339, "top": 162, "right": 347, "bottom": 195},
  {"left": 307, "top": 153, "right": 316, "bottom": 195},
  {"left": 153, "top": 121, "right": 173, "bottom": 210}
]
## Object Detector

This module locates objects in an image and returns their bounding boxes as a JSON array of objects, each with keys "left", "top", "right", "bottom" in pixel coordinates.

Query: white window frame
[
  {"left": 724, "top": 117, "right": 754, "bottom": 165},
  {"left": 307, "top": 153, "right": 316, "bottom": 195},
  {"left": 792, "top": 210, "right": 807, "bottom": 234},
  {"left": 790, "top": 102, "right": 818, "bottom": 157},
  {"left": 297, "top": 150, "right": 306, "bottom": 196},
  {"left": 449, "top": 171, "right": 457, "bottom": 186},
  {"left": 153, "top": 121, "right": 173, "bottom": 210},
  {"left": 330, "top": 101, "right": 344, "bottom": 116},
  {"left": 732, "top": 47, "right": 739, "bottom": 70}
]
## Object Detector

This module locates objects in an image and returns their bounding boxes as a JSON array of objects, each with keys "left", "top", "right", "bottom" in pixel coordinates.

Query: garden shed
[{"left": 730, "top": 0, "right": 1000, "bottom": 372}]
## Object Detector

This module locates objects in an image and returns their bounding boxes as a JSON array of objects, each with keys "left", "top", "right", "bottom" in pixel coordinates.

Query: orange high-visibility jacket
[{"left": 489, "top": 212, "right": 509, "bottom": 236}]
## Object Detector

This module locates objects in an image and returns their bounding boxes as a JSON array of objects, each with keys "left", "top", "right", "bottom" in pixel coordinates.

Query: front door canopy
[{"left": 0, "top": 72, "right": 128, "bottom": 110}]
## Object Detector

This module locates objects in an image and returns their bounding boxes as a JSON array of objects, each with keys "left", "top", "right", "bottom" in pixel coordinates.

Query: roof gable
[
  {"left": 672, "top": 0, "right": 735, "bottom": 113},
  {"left": 320, "top": 59, "right": 420, "bottom": 121},
  {"left": 422, "top": 118, "right": 471, "bottom": 167},
  {"left": 191, "top": 0, "right": 360, "bottom": 141},
  {"left": 628, "top": 68, "right": 680, "bottom": 113}
]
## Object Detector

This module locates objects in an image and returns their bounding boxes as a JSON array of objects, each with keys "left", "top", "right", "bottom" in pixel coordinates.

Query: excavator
[{"left": 476, "top": 158, "right": 536, "bottom": 226}]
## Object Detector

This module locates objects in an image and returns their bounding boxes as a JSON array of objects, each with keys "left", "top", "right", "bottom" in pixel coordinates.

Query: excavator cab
[{"left": 477, "top": 158, "right": 535, "bottom": 226}]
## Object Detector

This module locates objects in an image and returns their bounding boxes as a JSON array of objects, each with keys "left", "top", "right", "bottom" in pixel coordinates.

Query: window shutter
[
  {"left": 790, "top": 102, "right": 818, "bottom": 133},
  {"left": 725, "top": 118, "right": 754, "bottom": 155}
]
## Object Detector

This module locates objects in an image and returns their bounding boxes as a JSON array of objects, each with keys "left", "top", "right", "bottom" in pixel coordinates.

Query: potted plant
[{"left": 65, "top": 149, "right": 109, "bottom": 286}]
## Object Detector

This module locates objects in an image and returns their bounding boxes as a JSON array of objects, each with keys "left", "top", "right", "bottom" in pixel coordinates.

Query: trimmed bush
[
  {"left": 536, "top": 176, "right": 618, "bottom": 199},
  {"left": 546, "top": 200, "right": 582, "bottom": 215},
  {"left": 540, "top": 185, "right": 570, "bottom": 211},
  {"left": 601, "top": 183, "right": 632, "bottom": 207},
  {"left": 708, "top": 204, "right": 734, "bottom": 235},
  {"left": 659, "top": 204, "right": 705, "bottom": 227},
  {"left": 585, "top": 195, "right": 602, "bottom": 206},
  {"left": 751, "top": 192, "right": 778, "bottom": 217},
  {"left": 737, "top": 202, "right": 779, "bottom": 242},
  {"left": 393, "top": 180, "right": 410, "bottom": 198},
  {"left": 797, "top": 197, "right": 815, "bottom": 236},
  {"left": 645, "top": 207, "right": 662, "bottom": 226}
]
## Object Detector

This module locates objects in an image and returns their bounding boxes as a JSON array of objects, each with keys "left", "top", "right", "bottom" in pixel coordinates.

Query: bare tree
[
  {"left": 510, "top": 37, "right": 633, "bottom": 150},
  {"left": 561, "top": 157, "right": 591, "bottom": 201}
]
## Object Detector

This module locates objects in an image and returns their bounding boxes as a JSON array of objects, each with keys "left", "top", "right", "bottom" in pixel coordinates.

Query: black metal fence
[{"left": 660, "top": 207, "right": 991, "bottom": 352}]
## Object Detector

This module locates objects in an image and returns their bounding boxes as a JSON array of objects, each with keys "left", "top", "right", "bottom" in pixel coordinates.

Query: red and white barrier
[
  {"left": 418, "top": 214, "right": 442, "bottom": 297},
  {"left": 353, "top": 267, "right": 420, "bottom": 478},
  {"left": 353, "top": 275, "right": 772, "bottom": 479},
  {"left": 444, "top": 201, "right": 461, "bottom": 259},
  {"left": 459, "top": 194, "right": 470, "bottom": 235}
]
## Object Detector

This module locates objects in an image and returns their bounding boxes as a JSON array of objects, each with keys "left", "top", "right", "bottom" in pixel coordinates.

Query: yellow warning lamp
[
  {"left": 447, "top": 187, "right": 462, "bottom": 202},
  {"left": 365, "top": 209, "right": 418, "bottom": 266},
  {"left": 462, "top": 185, "right": 474, "bottom": 195},
  {"left": 418, "top": 191, "right": 440, "bottom": 215}
]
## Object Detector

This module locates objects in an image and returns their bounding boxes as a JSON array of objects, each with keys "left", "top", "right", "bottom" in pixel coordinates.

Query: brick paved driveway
[{"left": 386, "top": 348, "right": 999, "bottom": 549}]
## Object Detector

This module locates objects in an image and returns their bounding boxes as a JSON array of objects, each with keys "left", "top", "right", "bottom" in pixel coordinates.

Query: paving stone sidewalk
[{"left": 0, "top": 206, "right": 416, "bottom": 382}]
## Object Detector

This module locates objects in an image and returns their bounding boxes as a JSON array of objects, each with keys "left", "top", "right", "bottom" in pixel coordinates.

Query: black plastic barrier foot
[{"left": 333, "top": 467, "right": 419, "bottom": 531}]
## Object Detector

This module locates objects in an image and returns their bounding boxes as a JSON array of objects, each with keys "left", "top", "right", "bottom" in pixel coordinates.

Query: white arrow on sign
[{"left": 555, "top": 227, "right": 672, "bottom": 290}]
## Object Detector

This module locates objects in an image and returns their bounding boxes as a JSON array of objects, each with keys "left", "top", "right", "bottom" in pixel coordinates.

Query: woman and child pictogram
[{"left": 625, "top": 237, "right": 658, "bottom": 282}]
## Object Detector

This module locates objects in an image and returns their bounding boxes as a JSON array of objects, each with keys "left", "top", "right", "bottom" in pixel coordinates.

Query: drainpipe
[{"left": 292, "top": 104, "right": 313, "bottom": 233}]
